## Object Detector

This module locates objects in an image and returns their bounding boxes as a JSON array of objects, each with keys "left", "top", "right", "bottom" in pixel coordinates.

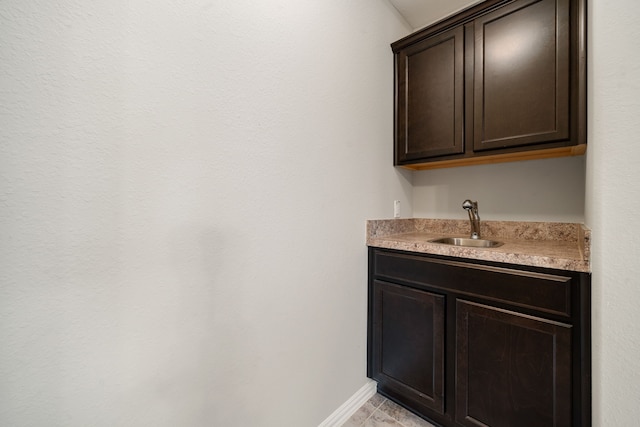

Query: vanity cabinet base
[{"left": 367, "top": 248, "right": 591, "bottom": 427}]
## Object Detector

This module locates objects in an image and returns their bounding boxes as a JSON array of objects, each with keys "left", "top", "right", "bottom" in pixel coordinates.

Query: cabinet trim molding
[{"left": 398, "top": 144, "right": 586, "bottom": 171}]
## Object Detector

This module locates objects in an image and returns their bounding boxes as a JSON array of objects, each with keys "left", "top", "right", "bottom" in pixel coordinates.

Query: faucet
[{"left": 462, "top": 200, "right": 481, "bottom": 239}]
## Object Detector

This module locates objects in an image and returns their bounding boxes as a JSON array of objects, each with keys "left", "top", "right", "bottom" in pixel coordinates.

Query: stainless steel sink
[{"left": 429, "top": 237, "right": 503, "bottom": 248}]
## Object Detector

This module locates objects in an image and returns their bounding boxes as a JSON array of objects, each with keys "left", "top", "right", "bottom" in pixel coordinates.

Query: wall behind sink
[{"left": 412, "top": 155, "right": 586, "bottom": 222}]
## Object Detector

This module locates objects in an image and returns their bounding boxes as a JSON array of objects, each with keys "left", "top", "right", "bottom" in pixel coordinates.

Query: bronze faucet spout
[{"left": 462, "top": 200, "right": 480, "bottom": 239}]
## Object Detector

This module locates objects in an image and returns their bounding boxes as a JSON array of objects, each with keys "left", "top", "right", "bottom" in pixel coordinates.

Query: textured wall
[
  {"left": 0, "top": 1, "right": 412, "bottom": 425},
  {"left": 586, "top": 0, "right": 640, "bottom": 425}
]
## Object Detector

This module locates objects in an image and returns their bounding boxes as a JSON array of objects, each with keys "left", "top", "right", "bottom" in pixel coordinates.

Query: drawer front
[{"left": 373, "top": 250, "right": 572, "bottom": 317}]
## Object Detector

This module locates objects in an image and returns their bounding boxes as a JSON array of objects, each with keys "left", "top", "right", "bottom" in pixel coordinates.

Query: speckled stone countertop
[{"left": 367, "top": 218, "right": 591, "bottom": 272}]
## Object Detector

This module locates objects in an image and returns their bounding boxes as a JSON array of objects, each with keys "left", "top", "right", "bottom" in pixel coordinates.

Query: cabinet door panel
[
  {"left": 396, "top": 26, "right": 464, "bottom": 162},
  {"left": 371, "top": 280, "right": 445, "bottom": 414},
  {"left": 456, "top": 300, "right": 571, "bottom": 427},
  {"left": 474, "top": 0, "right": 570, "bottom": 151}
]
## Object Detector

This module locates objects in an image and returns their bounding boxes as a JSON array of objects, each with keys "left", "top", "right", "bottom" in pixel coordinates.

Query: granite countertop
[{"left": 367, "top": 218, "right": 591, "bottom": 273}]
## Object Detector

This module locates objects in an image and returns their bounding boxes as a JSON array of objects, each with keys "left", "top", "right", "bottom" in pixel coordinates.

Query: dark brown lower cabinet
[
  {"left": 367, "top": 248, "right": 591, "bottom": 427},
  {"left": 370, "top": 280, "right": 445, "bottom": 414},
  {"left": 456, "top": 300, "right": 572, "bottom": 427}
]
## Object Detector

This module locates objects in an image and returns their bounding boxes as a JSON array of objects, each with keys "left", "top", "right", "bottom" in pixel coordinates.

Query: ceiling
[{"left": 387, "top": 0, "right": 483, "bottom": 29}]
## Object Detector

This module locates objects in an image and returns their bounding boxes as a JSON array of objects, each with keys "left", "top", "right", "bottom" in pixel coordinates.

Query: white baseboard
[{"left": 318, "top": 380, "right": 377, "bottom": 427}]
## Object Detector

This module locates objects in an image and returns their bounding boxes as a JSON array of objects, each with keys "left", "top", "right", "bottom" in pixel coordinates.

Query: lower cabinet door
[
  {"left": 371, "top": 280, "right": 445, "bottom": 414},
  {"left": 456, "top": 300, "right": 572, "bottom": 427}
]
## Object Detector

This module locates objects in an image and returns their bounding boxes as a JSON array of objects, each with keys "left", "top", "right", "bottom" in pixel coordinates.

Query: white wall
[
  {"left": 0, "top": 1, "right": 412, "bottom": 426},
  {"left": 586, "top": 0, "right": 640, "bottom": 425}
]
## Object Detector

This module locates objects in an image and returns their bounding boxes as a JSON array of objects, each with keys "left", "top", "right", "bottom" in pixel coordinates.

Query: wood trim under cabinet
[{"left": 399, "top": 144, "right": 586, "bottom": 171}]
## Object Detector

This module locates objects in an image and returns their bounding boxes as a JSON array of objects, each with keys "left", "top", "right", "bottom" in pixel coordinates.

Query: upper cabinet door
[
  {"left": 395, "top": 26, "right": 464, "bottom": 163},
  {"left": 473, "top": 0, "right": 570, "bottom": 152}
]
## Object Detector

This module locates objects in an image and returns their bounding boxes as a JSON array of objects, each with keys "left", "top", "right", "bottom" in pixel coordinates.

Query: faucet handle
[{"left": 462, "top": 199, "right": 477, "bottom": 210}]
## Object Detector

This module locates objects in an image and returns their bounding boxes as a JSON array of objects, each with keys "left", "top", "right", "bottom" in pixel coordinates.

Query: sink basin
[{"left": 430, "top": 237, "right": 503, "bottom": 248}]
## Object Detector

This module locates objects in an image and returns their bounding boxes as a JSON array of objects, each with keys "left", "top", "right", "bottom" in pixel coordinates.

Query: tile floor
[{"left": 341, "top": 393, "right": 436, "bottom": 427}]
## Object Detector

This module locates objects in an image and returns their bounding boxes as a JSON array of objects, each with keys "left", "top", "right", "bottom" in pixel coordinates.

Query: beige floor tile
[
  {"left": 366, "top": 393, "right": 386, "bottom": 408},
  {"left": 341, "top": 401, "right": 377, "bottom": 427},
  {"left": 362, "top": 408, "right": 404, "bottom": 427},
  {"left": 378, "top": 399, "right": 436, "bottom": 427}
]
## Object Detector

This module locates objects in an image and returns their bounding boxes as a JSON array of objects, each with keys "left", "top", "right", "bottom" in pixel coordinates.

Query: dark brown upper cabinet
[
  {"left": 396, "top": 26, "right": 464, "bottom": 162},
  {"left": 392, "top": 0, "right": 586, "bottom": 170}
]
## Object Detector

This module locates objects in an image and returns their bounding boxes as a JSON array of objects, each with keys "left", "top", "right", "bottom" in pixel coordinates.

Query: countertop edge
[{"left": 366, "top": 219, "right": 591, "bottom": 273}]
